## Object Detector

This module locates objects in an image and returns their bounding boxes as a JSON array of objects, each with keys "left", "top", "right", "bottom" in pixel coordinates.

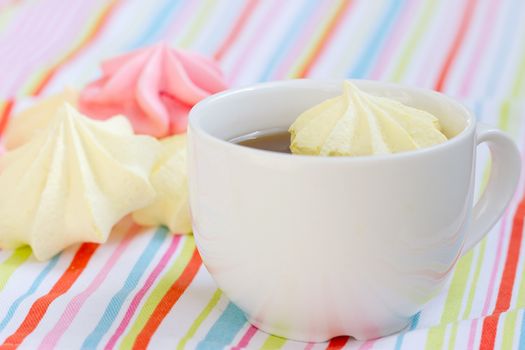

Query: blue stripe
[
  {"left": 483, "top": 0, "right": 522, "bottom": 96},
  {"left": 127, "top": 0, "right": 184, "bottom": 49},
  {"left": 196, "top": 302, "right": 246, "bottom": 350},
  {"left": 394, "top": 312, "right": 420, "bottom": 350},
  {"left": 81, "top": 227, "right": 168, "bottom": 349},
  {"left": 257, "top": 0, "right": 318, "bottom": 81},
  {"left": 347, "top": 0, "right": 404, "bottom": 78},
  {"left": 518, "top": 310, "right": 525, "bottom": 349},
  {"left": 0, "top": 255, "right": 60, "bottom": 331}
]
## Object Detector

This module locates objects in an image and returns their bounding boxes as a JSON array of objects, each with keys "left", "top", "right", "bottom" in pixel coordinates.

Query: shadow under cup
[{"left": 188, "top": 80, "right": 478, "bottom": 341}]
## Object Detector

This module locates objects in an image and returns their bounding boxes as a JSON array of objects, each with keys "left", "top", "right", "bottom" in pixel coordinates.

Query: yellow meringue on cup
[
  {"left": 0, "top": 103, "right": 160, "bottom": 260},
  {"left": 289, "top": 81, "right": 447, "bottom": 156},
  {"left": 133, "top": 134, "right": 191, "bottom": 234}
]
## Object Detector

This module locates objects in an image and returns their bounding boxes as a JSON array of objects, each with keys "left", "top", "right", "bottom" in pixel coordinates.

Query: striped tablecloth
[{"left": 1, "top": 0, "right": 524, "bottom": 349}]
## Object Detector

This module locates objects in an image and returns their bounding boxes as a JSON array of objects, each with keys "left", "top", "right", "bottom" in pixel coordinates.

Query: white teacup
[{"left": 187, "top": 80, "right": 520, "bottom": 341}]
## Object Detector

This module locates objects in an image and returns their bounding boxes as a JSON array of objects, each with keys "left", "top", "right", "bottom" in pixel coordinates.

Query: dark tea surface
[{"left": 231, "top": 130, "right": 291, "bottom": 153}]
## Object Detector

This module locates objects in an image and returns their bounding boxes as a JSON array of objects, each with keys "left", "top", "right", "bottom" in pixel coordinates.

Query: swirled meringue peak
[
  {"left": 0, "top": 103, "right": 161, "bottom": 260},
  {"left": 79, "top": 42, "right": 228, "bottom": 138},
  {"left": 4, "top": 88, "right": 78, "bottom": 150},
  {"left": 289, "top": 81, "right": 448, "bottom": 156},
  {"left": 133, "top": 134, "right": 191, "bottom": 234}
]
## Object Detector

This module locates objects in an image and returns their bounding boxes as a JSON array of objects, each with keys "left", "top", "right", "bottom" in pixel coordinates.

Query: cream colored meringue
[
  {"left": 289, "top": 81, "right": 448, "bottom": 156},
  {"left": 132, "top": 134, "right": 191, "bottom": 234},
  {"left": 4, "top": 88, "right": 78, "bottom": 150},
  {"left": 0, "top": 103, "right": 161, "bottom": 260}
]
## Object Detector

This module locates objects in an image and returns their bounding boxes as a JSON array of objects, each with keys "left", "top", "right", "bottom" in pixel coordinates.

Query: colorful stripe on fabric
[
  {"left": 0, "top": 247, "right": 32, "bottom": 293},
  {"left": 24, "top": 0, "right": 121, "bottom": 96},
  {"left": 0, "top": 255, "right": 59, "bottom": 331},
  {"left": 40, "top": 224, "right": 137, "bottom": 349},
  {"left": 105, "top": 235, "right": 182, "bottom": 350},
  {"left": 176, "top": 289, "right": 223, "bottom": 350},
  {"left": 126, "top": 0, "right": 184, "bottom": 49},
  {"left": 130, "top": 244, "right": 202, "bottom": 349},
  {"left": 433, "top": 0, "right": 477, "bottom": 91},
  {"left": 346, "top": 0, "right": 404, "bottom": 78},
  {"left": 292, "top": 0, "right": 353, "bottom": 78},
  {"left": 196, "top": 302, "right": 246, "bottom": 350},
  {"left": 257, "top": 0, "right": 319, "bottom": 81},
  {"left": 2, "top": 243, "right": 98, "bottom": 348},
  {"left": 81, "top": 228, "right": 168, "bottom": 349}
]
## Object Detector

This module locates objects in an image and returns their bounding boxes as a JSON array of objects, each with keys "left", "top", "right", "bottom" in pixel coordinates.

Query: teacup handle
[{"left": 462, "top": 123, "right": 521, "bottom": 255}]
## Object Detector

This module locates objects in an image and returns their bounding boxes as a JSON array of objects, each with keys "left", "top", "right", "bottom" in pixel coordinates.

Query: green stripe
[
  {"left": 462, "top": 239, "right": 487, "bottom": 319},
  {"left": 500, "top": 100, "right": 511, "bottom": 132},
  {"left": 501, "top": 311, "right": 518, "bottom": 350},
  {"left": 177, "top": 289, "right": 223, "bottom": 350},
  {"left": 390, "top": 0, "right": 439, "bottom": 82},
  {"left": 445, "top": 239, "right": 487, "bottom": 349},
  {"left": 260, "top": 335, "right": 287, "bottom": 350},
  {"left": 178, "top": 0, "right": 218, "bottom": 48},
  {"left": 511, "top": 44, "right": 525, "bottom": 97},
  {"left": 425, "top": 251, "right": 474, "bottom": 350},
  {"left": 119, "top": 237, "right": 196, "bottom": 349},
  {"left": 0, "top": 247, "right": 32, "bottom": 292}
]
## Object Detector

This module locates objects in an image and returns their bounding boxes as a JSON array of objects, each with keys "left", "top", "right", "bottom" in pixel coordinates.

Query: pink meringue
[{"left": 79, "top": 43, "right": 228, "bottom": 138}]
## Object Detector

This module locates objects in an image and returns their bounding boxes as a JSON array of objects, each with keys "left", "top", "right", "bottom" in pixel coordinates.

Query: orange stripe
[
  {"left": 132, "top": 249, "right": 202, "bottom": 349},
  {"left": 2, "top": 243, "right": 98, "bottom": 348},
  {"left": 0, "top": 99, "right": 15, "bottom": 136},
  {"left": 326, "top": 336, "right": 350, "bottom": 349},
  {"left": 31, "top": 0, "right": 121, "bottom": 96},
  {"left": 480, "top": 197, "right": 525, "bottom": 349},
  {"left": 213, "top": 0, "right": 259, "bottom": 61},
  {"left": 434, "top": 0, "right": 476, "bottom": 91},
  {"left": 297, "top": 0, "right": 353, "bottom": 78}
]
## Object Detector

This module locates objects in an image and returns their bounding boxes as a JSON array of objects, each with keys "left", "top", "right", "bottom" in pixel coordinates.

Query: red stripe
[
  {"left": 297, "top": 0, "right": 353, "bottom": 78},
  {"left": 132, "top": 249, "right": 202, "bottom": 349},
  {"left": 433, "top": 0, "right": 476, "bottom": 91},
  {"left": 2, "top": 243, "right": 98, "bottom": 348},
  {"left": 213, "top": 0, "right": 260, "bottom": 61},
  {"left": 479, "top": 198, "right": 525, "bottom": 349},
  {"left": 326, "top": 336, "right": 350, "bottom": 349},
  {"left": 31, "top": 0, "right": 121, "bottom": 96},
  {"left": 0, "top": 100, "right": 15, "bottom": 136}
]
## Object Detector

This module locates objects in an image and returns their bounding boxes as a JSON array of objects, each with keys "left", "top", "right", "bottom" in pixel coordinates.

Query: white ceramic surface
[{"left": 187, "top": 80, "right": 521, "bottom": 341}]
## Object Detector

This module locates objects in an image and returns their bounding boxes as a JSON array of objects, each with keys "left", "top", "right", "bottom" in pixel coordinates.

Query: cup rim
[{"left": 189, "top": 79, "right": 476, "bottom": 163}]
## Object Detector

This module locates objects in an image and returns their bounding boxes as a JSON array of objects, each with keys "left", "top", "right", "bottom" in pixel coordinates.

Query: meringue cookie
[
  {"left": 132, "top": 134, "right": 191, "bottom": 234},
  {"left": 0, "top": 103, "right": 161, "bottom": 260},
  {"left": 4, "top": 88, "right": 78, "bottom": 150},
  {"left": 79, "top": 42, "right": 228, "bottom": 138},
  {"left": 289, "top": 81, "right": 448, "bottom": 156}
]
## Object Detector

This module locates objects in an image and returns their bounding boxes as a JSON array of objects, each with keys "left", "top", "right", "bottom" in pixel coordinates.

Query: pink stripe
[
  {"left": 104, "top": 235, "right": 181, "bottom": 350},
  {"left": 228, "top": 0, "right": 283, "bottom": 81},
  {"left": 369, "top": 0, "right": 419, "bottom": 79},
  {"left": 38, "top": 224, "right": 136, "bottom": 349},
  {"left": 467, "top": 318, "right": 479, "bottom": 350},
  {"left": 304, "top": 342, "right": 315, "bottom": 350},
  {"left": 272, "top": 0, "right": 331, "bottom": 79},
  {"left": 231, "top": 325, "right": 258, "bottom": 350},
  {"left": 358, "top": 340, "right": 375, "bottom": 350},
  {"left": 458, "top": 0, "right": 501, "bottom": 96}
]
